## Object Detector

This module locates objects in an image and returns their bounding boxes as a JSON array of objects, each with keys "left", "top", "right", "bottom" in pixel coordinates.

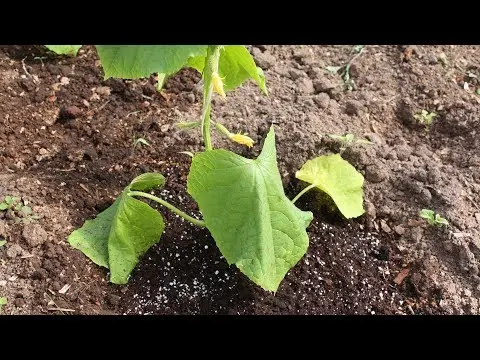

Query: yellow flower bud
[
  {"left": 212, "top": 72, "right": 226, "bottom": 98},
  {"left": 230, "top": 133, "right": 254, "bottom": 148}
]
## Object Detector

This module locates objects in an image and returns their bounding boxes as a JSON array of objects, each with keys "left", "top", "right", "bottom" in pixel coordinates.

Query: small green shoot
[
  {"left": 132, "top": 137, "right": 151, "bottom": 153},
  {"left": 420, "top": 209, "right": 449, "bottom": 227},
  {"left": 414, "top": 110, "right": 437, "bottom": 127},
  {"left": 326, "top": 45, "right": 365, "bottom": 91},
  {"left": 0, "top": 297, "right": 6, "bottom": 312},
  {"left": 0, "top": 195, "right": 39, "bottom": 224},
  {"left": 328, "top": 133, "right": 373, "bottom": 154},
  {"left": 0, "top": 240, "right": 6, "bottom": 247}
]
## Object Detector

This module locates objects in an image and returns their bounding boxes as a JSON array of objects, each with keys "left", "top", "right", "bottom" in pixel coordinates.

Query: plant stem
[
  {"left": 129, "top": 191, "right": 206, "bottom": 228},
  {"left": 201, "top": 45, "right": 221, "bottom": 151},
  {"left": 291, "top": 184, "right": 317, "bottom": 204}
]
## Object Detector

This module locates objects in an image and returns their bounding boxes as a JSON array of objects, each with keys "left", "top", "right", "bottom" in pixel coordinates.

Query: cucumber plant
[
  {"left": 420, "top": 209, "right": 449, "bottom": 227},
  {"left": 56, "top": 45, "right": 366, "bottom": 292}
]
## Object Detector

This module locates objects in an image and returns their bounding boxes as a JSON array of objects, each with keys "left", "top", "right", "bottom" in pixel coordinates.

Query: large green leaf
[
  {"left": 187, "top": 127, "right": 312, "bottom": 292},
  {"left": 296, "top": 154, "right": 365, "bottom": 219},
  {"left": 45, "top": 45, "right": 82, "bottom": 56},
  {"left": 67, "top": 173, "right": 165, "bottom": 284},
  {"left": 95, "top": 45, "right": 207, "bottom": 80},
  {"left": 187, "top": 45, "right": 267, "bottom": 94}
]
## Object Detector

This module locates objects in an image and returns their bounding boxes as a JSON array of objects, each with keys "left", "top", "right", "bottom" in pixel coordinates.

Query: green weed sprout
[{"left": 420, "top": 209, "right": 449, "bottom": 227}]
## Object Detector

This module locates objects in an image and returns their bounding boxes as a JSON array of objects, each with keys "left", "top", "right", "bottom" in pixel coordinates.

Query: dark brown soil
[{"left": 1, "top": 45, "right": 479, "bottom": 315}]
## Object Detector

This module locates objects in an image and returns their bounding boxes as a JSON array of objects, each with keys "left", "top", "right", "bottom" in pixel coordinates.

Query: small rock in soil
[
  {"left": 345, "top": 100, "right": 364, "bottom": 116},
  {"left": 419, "top": 188, "right": 432, "bottom": 205},
  {"left": 289, "top": 69, "right": 304, "bottom": 80},
  {"left": 31, "top": 268, "right": 48, "bottom": 280},
  {"left": 394, "top": 225, "right": 406, "bottom": 235},
  {"left": 142, "top": 83, "right": 156, "bottom": 96},
  {"left": 252, "top": 48, "right": 276, "bottom": 70},
  {"left": 6, "top": 244, "right": 23, "bottom": 259},
  {"left": 59, "top": 106, "right": 82, "bottom": 121},
  {"left": 364, "top": 132, "right": 383, "bottom": 145},
  {"left": 313, "top": 93, "right": 330, "bottom": 109},
  {"left": 96, "top": 86, "right": 111, "bottom": 97},
  {"left": 19, "top": 78, "right": 35, "bottom": 92},
  {"left": 295, "top": 77, "right": 315, "bottom": 95},
  {"left": 104, "top": 78, "right": 126, "bottom": 93},
  {"left": 23, "top": 224, "right": 48, "bottom": 247},
  {"left": 364, "top": 200, "right": 376, "bottom": 219},
  {"left": 395, "top": 144, "right": 412, "bottom": 161},
  {"left": 107, "top": 294, "right": 121, "bottom": 306},
  {"left": 0, "top": 220, "right": 6, "bottom": 236},
  {"left": 185, "top": 93, "right": 195, "bottom": 103},
  {"left": 292, "top": 48, "right": 313, "bottom": 64},
  {"left": 83, "top": 147, "right": 98, "bottom": 161},
  {"left": 366, "top": 165, "right": 389, "bottom": 183},
  {"left": 410, "top": 227, "right": 424, "bottom": 243},
  {"left": 380, "top": 219, "right": 392, "bottom": 233},
  {"left": 14, "top": 298, "right": 25, "bottom": 307},
  {"left": 313, "top": 78, "right": 336, "bottom": 93}
]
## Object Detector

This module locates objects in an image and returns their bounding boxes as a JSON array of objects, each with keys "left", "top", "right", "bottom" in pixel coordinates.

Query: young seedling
[
  {"left": 0, "top": 240, "right": 5, "bottom": 248},
  {"left": 132, "top": 137, "right": 151, "bottom": 154},
  {"left": 0, "top": 297, "right": 6, "bottom": 313},
  {"left": 420, "top": 209, "right": 449, "bottom": 227},
  {"left": 414, "top": 110, "right": 437, "bottom": 127},
  {"left": 328, "top": 133, "right": 372, "bottom": 154},
  {"left": 0, "top": 195, "right": 40, "bottom": 224},
  {"left": 326, "top": 45, "right": 365, "bottom": 91},
  {"left": 62, "top": 45, "right": 365, "bottom": 292}
]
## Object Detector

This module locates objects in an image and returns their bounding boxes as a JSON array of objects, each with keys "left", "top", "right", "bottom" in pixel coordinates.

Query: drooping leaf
[
  {"left": 296, "top": 154, "right": 365, "bottom": 219},
  {"left": 107, "top": 193, "right": 164, "bottom": 284},
  {"left": 68, "top": 198, "right": 119, "bottom": 268},
  {"left": 187, "top": 127, "right": 312, "bottom": 292},
  {"left": 95, "top": 45, "right": 207, "bottom": 80},
  {"left": 187, "top": 45, "right": 268, "bottom": 94},
  {"left": 45, "top": 45, "right": 82, "bottom": 56},
  {"left": 67, "top": 173, "right": 166, "bottom": 284}
]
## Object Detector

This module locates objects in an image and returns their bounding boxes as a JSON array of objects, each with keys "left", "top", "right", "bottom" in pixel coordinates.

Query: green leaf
[
  {"left": 419, "top": 209, "right": 435, "bottom": 225},
  {"left": 0, "top": 240, "right": 6, "bottom": 247},
  {"left": 129, "top": 172, "right": 165, "bottom": 192},
  {"left": 95, "top": 45, "right": 207, "bottom": 80},
  {"left": 4, "top": 196, "right": 13, "bottom": 205},
  {"left": 187, "top": 45, "right": 268, "bottom": 95},
  {"left": 0, "top": 297, "right": 6, "bottom": 312},
  {"left": 0, "top": 203, "right": 8, "bottom": 210},
  {"left": 45, "top": 45, "right": 82, "bottom": 56},
  {"left": 133, "top": 138, "right": 150, "bottom": 149},
  {"left": 296, "top": 154, "right": 365, "bottom": 219},
  {"left": 187, "top": 127, "right": 312, "bottom": 292},
  {"left": 67, "top": 173, "right": 165, "bottom": 284},
  {"left": 435, "top": 214, "right": 449, "bottom": 226}
]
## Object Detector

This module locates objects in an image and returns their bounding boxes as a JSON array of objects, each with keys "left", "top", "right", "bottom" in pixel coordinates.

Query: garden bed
[{"left": 1, "top": 45, "right": 479, "bottom": 314}]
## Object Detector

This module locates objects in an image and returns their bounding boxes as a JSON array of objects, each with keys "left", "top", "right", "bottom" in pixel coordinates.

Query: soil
[{"left": 1, "top": 44, "right": 479, "bottom": 315}]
